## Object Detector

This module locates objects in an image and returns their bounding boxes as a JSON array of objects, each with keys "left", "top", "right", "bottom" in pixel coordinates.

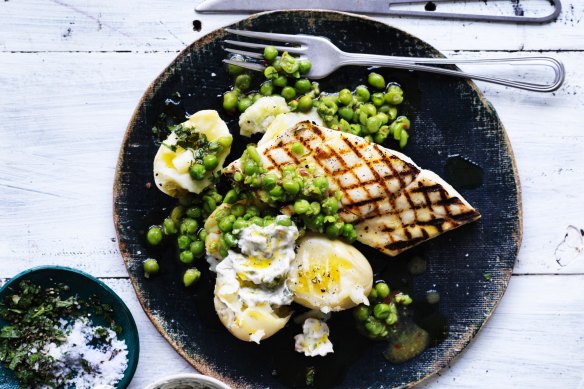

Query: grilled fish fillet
[{"left": 225, "top": 121, "right": 480, "bottom": 256}]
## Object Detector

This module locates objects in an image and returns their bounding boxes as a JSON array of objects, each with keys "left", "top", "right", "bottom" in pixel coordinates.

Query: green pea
[
  {"left": 264, "top": 66, "right": 278, "bottom": 79},
  {"left": 233, "top": 218, "right": 249, "bottom": 231},
  {"left": 399, "top": 129, "right": 409, "bottom": 148},
  {"left": 348, "top": 124, "right": 362, "bottom": 136},
  {"left": 198, "top": 229, "right": 207, "bottom": 242},
  {"left": 385, "top": 311, "right": 398, "bottom": 325},
  {"left": 363, "top": 103, "right": 377, "bottom": 116},
  {"left": 230, "top": 204, "right": 246, "bottom": 217},
  {"left": 223, "top": 232, "right": 237, "bottom": 247},
  {"left": 273, "top": 57, "right": 282, "bottom": 72},
  {"left": 260, "top": 81, "right": 274, "bottom": 96},
  {"left": 365, "top": 320, "right": 385, "bottom": 336},
  {"left": 162, "top": 218, "right": 177, "bottom": 235},
  {"left": 294, "top": 78, "right": 312, "bottom": 94},
  {"left": 222, "top": 189, "right": 237, "bottom": 204},
  {"left": 276, "top": 216, "right": 292, "bottom": 226},
  {"left": 322, "top": 197, "right": 339, "bottom": 215},
  {"left": 298, "top": 95, "right": 313, "bottom": 112},
  {"left": 170, "top": 206, "right": 184, "bottom": 223},
  {"left": 200, "top": 154, "right": 218, "bottom": 171},
  {"left": 368, "top": 72, "right": 386, "bottom": 90},
  {"left": 223, "top": 91, "right": 238, "bottom": 111},
  {"left": 355, "top": 85, "right": 370, "bottom": 102},
  {"left": 310, "top": 202, "right": 321, "bottom": 215},
  {"left": 384, "top": 105, "right": 398, "bottom": 121},
  {"left": 326, "top": 222, "right": 343, "bottom": 239},
  {"left": 371, "top": 92, "right": 385, "bottom": 107},
  {"left": 246, "top": 205, "right": 261, "bottom": 217},
  {"left": 190, "top": 240, "right": 205, "bottom": 257},
  {"left": 244, "top": 160, "right": 258, "bottom": 176},
  {"left": 338, "top": 89, "right": 353, "bottom": 105},
  {"left": 337, "top": 106, "right": 352, "bottom": 121},
  {"left": 235, "top": 74, "right": 251, "bottom": 90},
  {"left": 227, "top": 61, "right": 244, "bottom": 76},
  {"left": 190, "top": 164, "right": 206, "bottom": 180},
  {"left": 179, "top": 250, "right": 194, "bottom": 264},
  {"left": 258, "top": 173, "right": 276, "bottom": 190},
  {"left": 269, "top": 185, "right": 284, "bottom": 199},
  {"left": 369, "top": 288, "right": 379, "bottom": 300},
  {"left": 395, "top": 293, "right": 413, "bottom": 305},
  {"left": 294, "top": 199, "right": 310, "bottom": 214},
  {"left": 281, "top": 86, "right": 296, "bottom": 101},
  {"left": 375, "top": 282, "right": 390, "bottom": 299},
  {"left": 237, "top": 97, "right": 253, "bottom": 112},
  {"left": 177, "top": 235, "right": 191, "bottom": 250},
  {"left": 183, "top": 268, "right": 201, "bottom": 287},
  {"left": 283, "top": 179, "right": 300, "bottom": 196},
  {"left": 376, "top": 112, "right": 389, "bottom": 125},
  {"left": 263, "top": 45, "right": 278, "bottom": 61},
  {"left": 147, "top": 226, "right": 163, "bottom": 246},
  {"left": 288, "top": 100, "right": 298, "bottom": 112},
  {"left": 385, "top": 84, "right": 404, "bottom": 105},
  {"left": 208, "top": 141, "right": 221, "bottom": 153},
  {"left": 341, "top": 223, "right": 355, "bottom": 238},
  {"left": 313, "top": 176, "right": 329, "bottom": 194},
  {"left": 233, "top": 171, "right": 243, "bottom": 182},
  {"left": 373, "top": 303, "right": 390, "bottom": 320},
  {"left": 273, "top": 75, "right": 288, "bottom": 88},
  {"left": 246, "top": 144, "right": 261, "bottom": 164},
  {"left": 280, "top": 52, "right": 299, "bottom": 74},
  {"left": 218, "top": 216, "right": 234, "bottom": 233},
  {"left": 291, "top": 142, "right": 305, "bottom": 156},
  {"left": 374, "top": 128, "right": 389, "bottom": 144},
  {"left": 354, "top": 305, "right": 370, "bottom": 321},
  {"left": 203, "top": 196, "right": 217, "bottom": 213},
  {"left": 186, "top": 207, "right": 202, "bottom": 219},
  {"left": 250, "top": 216, "right": 264, "bottom": 226},
  {"left": 366, "top": 116, "right": 382, "bottom": 134},
  {"left": 143, "top": 259, "right": 160, "bottom": 276},
  {"left": 180, "top": 218, "right": 199, "bottom": 235},
  {"left": 299, "top": 59, "right": 312, "bottom": 75},
  {"left": 359, "top": 111, "right": 368, "bottom": 126}
]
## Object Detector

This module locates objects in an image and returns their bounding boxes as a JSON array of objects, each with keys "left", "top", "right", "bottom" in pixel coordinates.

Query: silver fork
[{"left": 223, "top": 28, "right": 565, "bottom": 93}]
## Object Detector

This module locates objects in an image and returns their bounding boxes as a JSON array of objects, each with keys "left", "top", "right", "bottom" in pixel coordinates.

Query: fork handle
[{"left": 338, "top": 54, "right": 565, "bottom": 92}]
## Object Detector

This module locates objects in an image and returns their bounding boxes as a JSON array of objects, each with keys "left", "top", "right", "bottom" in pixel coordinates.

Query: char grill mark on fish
[{"left": 225, "top": 121, "right": 481, "bottom": 257}]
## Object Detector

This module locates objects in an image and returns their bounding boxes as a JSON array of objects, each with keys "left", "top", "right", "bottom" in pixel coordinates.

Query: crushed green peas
[{"left": 183, "top": 268, "right": 201, "bottom": 287}]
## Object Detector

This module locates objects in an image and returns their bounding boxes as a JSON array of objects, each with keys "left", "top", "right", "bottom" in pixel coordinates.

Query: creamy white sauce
[
  {"left": 213, "top": 218, "right": 299, "bottom": 343},
  {"left": 294, "top": 318, "right": 334, "bottom": 357}
]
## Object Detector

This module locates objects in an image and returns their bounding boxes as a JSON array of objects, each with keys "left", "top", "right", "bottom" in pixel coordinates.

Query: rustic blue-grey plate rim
[
  {"left": 113, "top": 10, "right": 521, "bottom": 389},
  {"left": 0, "top": 266, "right": 140, "bottom": 389}
]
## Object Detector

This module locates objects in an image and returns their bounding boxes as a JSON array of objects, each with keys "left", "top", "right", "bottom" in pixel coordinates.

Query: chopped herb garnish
[
  {"left": 483, "top": 273, "right": 492, "bottom": 282},
  {"left": 0, "top": 281, "right": 123, "bottom": 388}
]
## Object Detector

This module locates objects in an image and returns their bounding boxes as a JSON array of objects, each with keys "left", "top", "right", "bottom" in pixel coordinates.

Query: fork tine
[
  {"left": 225, "top": 28, "right": 305, "bottom": 44},
  {"left": 222, "top": 59, "right": 265, "bottom": 73},
  {"left": 224, "top": 40, "right": 304, "bottom": 54},
  {"left": 224, "top": 48, "right": 263, "bottom": 60}
]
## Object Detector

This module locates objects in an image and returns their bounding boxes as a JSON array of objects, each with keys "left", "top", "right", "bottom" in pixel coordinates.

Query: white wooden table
[{"left": 1, "top": 1, "right": 583, "bottom": 388}]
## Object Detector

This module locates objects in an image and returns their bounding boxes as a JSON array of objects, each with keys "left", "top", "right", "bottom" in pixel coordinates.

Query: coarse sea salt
[{"left": 40, "top": 317, "right": 128, "bottom": 389}]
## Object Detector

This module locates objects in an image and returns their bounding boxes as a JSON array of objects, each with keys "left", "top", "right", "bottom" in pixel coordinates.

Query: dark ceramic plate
[
  {"left": 0, "top": 266, "right": 139, "bottom": 389},
  {"left": 114, "top": 10, "right": 521, "bottom": 389}
]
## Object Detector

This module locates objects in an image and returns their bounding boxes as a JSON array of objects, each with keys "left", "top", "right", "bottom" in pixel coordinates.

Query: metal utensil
[
  {"left": 223, "top": 29, "right": 565, "bottom": 92},
  {"left": 198, "top": 0, "right": 562, "bottom": 24}
]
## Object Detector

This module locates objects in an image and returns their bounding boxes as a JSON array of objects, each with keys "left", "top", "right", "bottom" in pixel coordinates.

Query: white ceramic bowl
[{"left": 143, "top": 373, "right": 231, "bottom": 389}]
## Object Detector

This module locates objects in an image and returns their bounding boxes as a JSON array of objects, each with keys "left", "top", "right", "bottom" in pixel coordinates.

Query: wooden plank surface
[
  {"left": 1, "top": 1, "right": 583, "bottom": 52},
  {"left": 0, "top": 1, "right": 583, "bottom": 388}
]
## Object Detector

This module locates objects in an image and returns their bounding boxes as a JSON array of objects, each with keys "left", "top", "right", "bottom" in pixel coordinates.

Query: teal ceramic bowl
[{"left": 0, "top": 266, "right": 139, "bottom": 389}]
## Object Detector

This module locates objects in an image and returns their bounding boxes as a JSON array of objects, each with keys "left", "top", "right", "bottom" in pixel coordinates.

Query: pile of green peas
[
  {"left": 314, "top": 72, "right": 411, "bottom": 148},
  {"left": 353, "top": 281, "right": 413, "bottom": 340},
  {"left": 232, "top": 144, "right": 358, "bottom": 242},
  {"left": 144, "top": 186, "right": 224, "bottom": 286},
  {"left": 223, "top": 48, "right": 316, "bottom": 114}
]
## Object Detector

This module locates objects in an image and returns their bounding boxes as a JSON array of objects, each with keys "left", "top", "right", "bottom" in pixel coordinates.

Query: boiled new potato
[
  {"left": 239, "top": 96, "right": 289, "bottom": 137},
  {"left": 287, "top": 234, "right": 373, "bottom": 313},
  {"left": 153, "top": 110, "right": 232, "bottom": 197}
]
